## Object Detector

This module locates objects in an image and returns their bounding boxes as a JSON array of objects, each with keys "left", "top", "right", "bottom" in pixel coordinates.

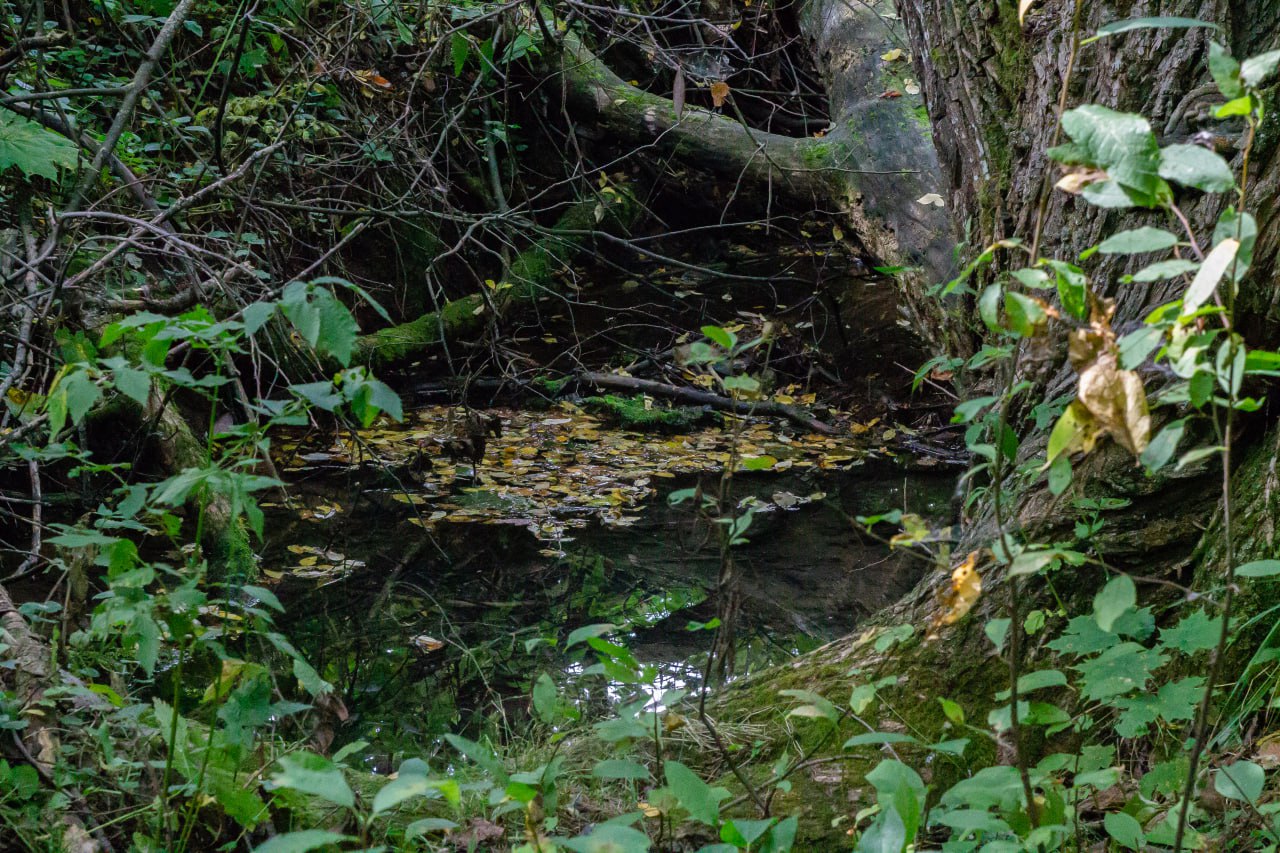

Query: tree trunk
[{"left": 701, "top": 3, "right": 1280, "bottom": 844}]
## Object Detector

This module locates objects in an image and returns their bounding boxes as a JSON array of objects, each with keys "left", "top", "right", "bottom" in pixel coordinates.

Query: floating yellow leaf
[{"left": 880, "top": 48, "right": 904, "bottom": 62}]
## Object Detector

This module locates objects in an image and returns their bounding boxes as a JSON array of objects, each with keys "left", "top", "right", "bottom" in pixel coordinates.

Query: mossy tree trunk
[
  {"left": 355, "top": 189, "right": 641, "bottom": 367},
  {"left": 701, "top": 4, "right": 1280, "bottom": 845}
]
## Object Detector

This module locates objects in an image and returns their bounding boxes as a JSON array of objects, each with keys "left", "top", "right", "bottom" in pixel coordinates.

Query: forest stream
[{"left": 248, "top": 405, "right": 958, "bottom": 772}]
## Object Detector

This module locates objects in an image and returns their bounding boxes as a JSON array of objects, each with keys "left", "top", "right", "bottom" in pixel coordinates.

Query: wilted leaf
[
  {"left": 1018, "top": 0, "right": 1036, "bottom": 23},
  {"left": 709, "top": 80, "right": 730, "bottom": 108},
  {"left": 1068, "top": 314, "right": 1150, "bottom": 457},
  {"left": 928, "top": 551, "right": 981, "bottom": 639},
  {"left": 916, "top": 192, "right": 945, "bottom": 207}
]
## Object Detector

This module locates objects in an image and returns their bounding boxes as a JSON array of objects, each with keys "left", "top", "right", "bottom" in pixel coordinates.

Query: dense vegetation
[{"left": 4, "top": 0, "right": 1280, "bottom": 850}]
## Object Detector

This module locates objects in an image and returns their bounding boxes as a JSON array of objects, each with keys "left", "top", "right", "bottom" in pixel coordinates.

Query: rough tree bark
[{"left": 695, "top": 2, "right": 1280, "bottom": 844}]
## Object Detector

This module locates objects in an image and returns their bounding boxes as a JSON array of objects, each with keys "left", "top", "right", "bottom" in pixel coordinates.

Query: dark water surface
[{"left": 254, "top": 422, "right": 956, "bottom": 768}]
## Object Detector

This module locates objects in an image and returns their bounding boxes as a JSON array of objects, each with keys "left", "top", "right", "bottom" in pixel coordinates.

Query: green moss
[{"left": 581, "top": 394, "right": 714, "bottom": 431}]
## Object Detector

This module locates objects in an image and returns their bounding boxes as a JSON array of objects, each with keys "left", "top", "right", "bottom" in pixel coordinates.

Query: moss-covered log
[
  {"left": 355, "top": 189, "right": 641, "bottom": 367},
  {"left": 557, "top": 0, "right": 961, "bottom": 351},
  {"left": 147, "top": 393, "right": 257, "bottom": 580}
]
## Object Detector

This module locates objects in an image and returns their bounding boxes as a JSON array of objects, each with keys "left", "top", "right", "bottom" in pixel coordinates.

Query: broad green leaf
[
  {"left": 665, "top": 761, "right": 728, "bottom": 826},
  {"left": 405, "top": 818, "right": 460, "bottom": 838},
  {"left": 592, "top": 759, "right": 652, "bottom": 780},
  {"left": 372, "top": 771, "right": 457, "bottom": 816},
  {"left": 252, "top": 830, "right": 353, "bottom": 853},
  {"left": 1181, "top": 238, "right": 1239, "bottom": 315},
  {"left": 1159, "top": 609, "right": 1219, "bottom": 652},
  {"left": 1094, "top": 575, "right": 1136, "bottom": 632},
  {"left": 1058, "top": 106, "right": 1165, "bottom": 205},
  {"left": 1140, "top": 418, "right": 1185, "bottom": 472},
  {"left": 1241, "top": 50, "right": 1280, "bottom": 86},
  {"left": 1005, "top": 292, "right": 1046, "bottom": 338},
  {"left": 0, "top": 109, "right": 79, "bottom": 179},
  {"left": 1209, "top": 42, "right": 1244, "bottom": 98},
  {"left": 242, "top": 301, "right": 276, "bottom": 335},
  {"left": 1215, "top": 760, "right": 1265, "bottom": 803},
  {"left": 444, "top": 734, "right": 508, "bottom": 782},
  {"left": 1128, "top": 258, "right": 1198, "bottom": 282},
  {"left": 532, "top": 673, "right": 560, "bottom": 723},
  {"left": 984, "top": 618, "right": 1011, "bottom": 653},
  {"left": 1158, "top": 144, "right": 1235, "bottom": 192},
  {"left": 1075, "top": 642, "right": 1166, "bottom": 700},
  {"left": 1237, "top": 559, "right": 1280, "bottom": 578},
  {"left": 269, "top": 752, "right": 354, "bottom": 808},
  {"left": 781, "top": 689, "right": 839, "bottom": 723},
  {"left": 701, "top": 325, "right": 735, "bottom": 350},
  {"left": 1213, "top": 209, "right": 1257, "bottom": 282},
  {"left": 566, "top": 623, "right": 615, "bottom": 648},
  {"left": 1049, "top": 612, "right": 1121, "bottom": 650},
  {"left": 1097, "top": 227, "right": 1179, "bottom": 255},
  {"left": 978, "top": 283, "right": 1002, "bottom": 332},
  {"left": 560, "top": 824, "right": 652, "bottom": 853},
  {"left": 1104, "top": 812, "right": 1144, "bottom": 850},
  {"left": 1044, "top": 260, "right": 1087, "bottom": 320},
  {"left": 721, "top": 818, "right": 775, "bottom": 847}
]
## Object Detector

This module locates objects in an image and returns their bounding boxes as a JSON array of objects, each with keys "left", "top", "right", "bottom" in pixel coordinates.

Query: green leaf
[
  {"left": 1241, "top": 50, "right": 1280, "bottom": 86},
  {"left": 252, "top": 830, "right": 353, "bottom": 853},
  {"left": 1209, "top": 42, "right": 1244, "bottom": 99},
  {"left": 560, "top": 824, "right": 652, "bottom": 853},
  {"left": 1158, "top": 612, "right": 1218, "bottom": 653},
  {"left": 1094, "top": 575, "right": 1136, "bottom": 632},
  {"left": 269, "top": 752, "right": 354, "bottom": 808},
  {"left": 1044, "top": 260, "right": 1087, "bottom": 320},
  {"left": 1059, "top": 105, "right": 1166, "bottom": 205},
  {"left": 1128, "top": 258, "right": 1199, "bottom": 282},
  {"left": 0, "top": 109, "right": 79, "bottom": 179},
  {"left": 1141, "top": 418, "right": 1186, "bottom": 472},
  {"left": 110, "top": 364, "right": 151, "bottom": 405},
  {"left": 978, "top": 283, "right": 1002, "bottom": 332},
  {"left": 1158, "top": 144, "right": 1235, "bottom": 192},
  {"left": 451, "top": 33, "right": 470, "bottom": 76},
  {"left": 1075, "top": 642, "right": 1166, "bottom": 700},
  {"left": 1097, "top": 227, "right": 1179, "bottom": 255},
  {"left": 1215, "top": 760, "right": 1265, "bottom": 803},
  {"left": 405, "top": 818, "right": 460, "bottom": 838},
  {"left": 665, "top": 761, "right": 728, "bottom": 826},
  {"left": 780, "top": 689, "right": 839, "bottom": 723},
  {"left": 1090, "top": 16, "right": 1216, "bottom": 41},
  {"left": 532, "top": 673, "right": 561, "bottom": 724},
  {"left": 1104, "top": 812, "right": 1144, "bottom": 850},
  {"left": 985, "top": 618, "right": 1011, "bottom": 653},
  {"left": 1237, "top": 559, "right": 1280, "bottom": 578},
  {"left": 1005, "top": 292, "right": 1046, "bottom": 338},
  {"left": 280, "top": 282, "right": 358, "bottom": 366},
  {"left": 721, "top": 818, "right": 775, "bottom": 847},
  {"left": 701, "top": 325, "right": 736, "bottom": 350},
  {"left": 443, "top": 734, "right": 508, "bottom": 782},
  {"left": 1213, "top": 209, "right": 1257, "bottom": 282},
  {"left": 242, "top": 301, "right": 277, "bottom": 335},
  {"left": 592, "top": 759, "right": 652, "bottom": 780},
  {"left": 566, "top": 623, "right": 615, "bottom": 648},
  {"left": 372, "top": 766, "right": 456, "bottom": 816},
  {"left": 1182, "top": 238, "right": 1239, "bottom": 315}
]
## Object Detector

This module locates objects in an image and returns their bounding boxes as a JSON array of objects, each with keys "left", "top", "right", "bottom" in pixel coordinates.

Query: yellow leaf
[
  {"left": 880, "top": 48, "right": 904, "bottom": 62},
  {"left": 710, "top": 80, "right": 731, "bottom": 108},
  {"left": 928, "top": 551, "right": 982, "bottom": 639},
  {"left": 1018, "top": 0, "right": 1036, "bottom": 24}
]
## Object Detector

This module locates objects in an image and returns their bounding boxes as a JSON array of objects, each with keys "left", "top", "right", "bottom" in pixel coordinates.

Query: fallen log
[
  {"left": 356, "top": 189, "right": 641, "bottom": 367},
  {"left": 575, "top": 371, "right": 840, "bottom": 435}
]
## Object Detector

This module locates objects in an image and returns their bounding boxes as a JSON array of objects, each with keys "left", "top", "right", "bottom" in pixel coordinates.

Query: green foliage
[{"left": 0, "top": 109, "right": 79, "bottom": 179}]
